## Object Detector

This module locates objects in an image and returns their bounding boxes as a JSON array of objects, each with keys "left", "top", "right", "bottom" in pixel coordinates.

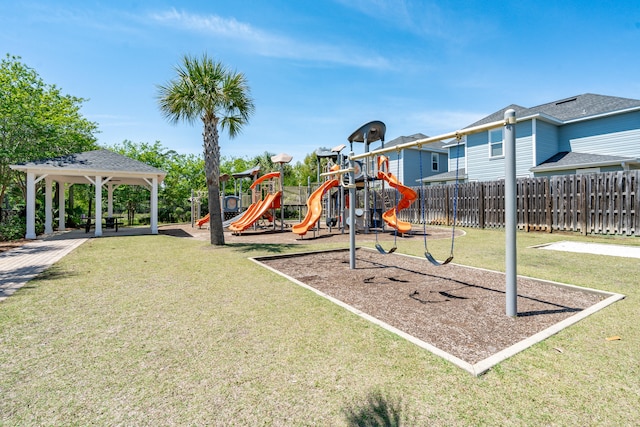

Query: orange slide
[
  {"left": 377, "top": 156, "right": 417, "bottom": 234},
  {"left": 196, "top": 213, "right": 210, "bottom": 227},
  {"left": 228, "top": 192, "right": 281, "bottom": 232},
  {"left": 292, "top": 179, "right": 340, "bottom": 236}
]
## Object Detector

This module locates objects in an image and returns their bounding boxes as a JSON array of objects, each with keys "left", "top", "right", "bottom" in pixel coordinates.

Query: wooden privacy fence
[{"left": 387, "top": 170, "right": 639, "bottom": 236}]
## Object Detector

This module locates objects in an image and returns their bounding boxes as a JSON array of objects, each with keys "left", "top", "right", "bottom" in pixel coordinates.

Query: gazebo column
[
  {"left": 58, "top": 181, "right": 66, "bottom": 231},
  {"left": 150, "top": 176, "right": 158, "bottom": 234},
  {"left": 25, "top": 172, "right": 37, "bottom": 239},
  {"left": 44, "top": 177, "right": 53, "bottom": 234},
  {"left": 107, "top": 183, "right": 114, "bottom": 217},
  {"left": 94, "top": 175, "right": 103, "bottom": 237}
]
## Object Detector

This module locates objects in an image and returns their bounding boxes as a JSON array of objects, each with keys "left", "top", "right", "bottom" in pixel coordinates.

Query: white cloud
[{"left": 149, "top": 8, "right": 391, "bottom": 69}]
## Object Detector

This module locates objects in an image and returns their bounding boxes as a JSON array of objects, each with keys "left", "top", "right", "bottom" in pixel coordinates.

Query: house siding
[
  {"left": 462, "top": 122, "right": 533, "bottom": 181},
  {"left": 559, "top": 110, "right": 640, "bottom": 157},
  {"left": 448, "top": 144, "right": 465, "bottom": 175},
  {"left": 383, "top": 149, "right": 448, "bottom": 184},
  {"left": 535, "top": 120, "right": 560, "bottom": 164},
  {"left": 389, "top": 155, "right": 403, "bottom": 183}
]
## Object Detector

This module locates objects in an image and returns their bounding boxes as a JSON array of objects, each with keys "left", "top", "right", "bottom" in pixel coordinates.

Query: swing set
[
  {"left": 346, "top": 120, "right": 477, "bottom": 269},
  {"left": 369, "top": 139, "right": 460, "bottom": 265},
  {"left": 418, "top": 136, "right": 462, "bottom": 266},
  {"left": 346, "top": 110, "right": 519, "bottom": 316}
]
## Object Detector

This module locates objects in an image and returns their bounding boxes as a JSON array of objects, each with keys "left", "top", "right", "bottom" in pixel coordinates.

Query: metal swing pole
[
  {"left": 349, "top": 151, "right": 356, "bottom": 269},
  {"left": 504, "top": 109, "right": 517, "bottom": 317}
]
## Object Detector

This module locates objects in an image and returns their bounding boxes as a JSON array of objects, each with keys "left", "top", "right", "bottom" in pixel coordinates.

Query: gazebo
[{"left": 10, "top": 149, "right": 167, "bottom": 239}]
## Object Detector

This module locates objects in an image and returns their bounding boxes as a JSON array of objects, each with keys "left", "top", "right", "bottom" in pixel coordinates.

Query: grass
[{"left": 1, "top": 228, "right": 639, "bottom": 425}]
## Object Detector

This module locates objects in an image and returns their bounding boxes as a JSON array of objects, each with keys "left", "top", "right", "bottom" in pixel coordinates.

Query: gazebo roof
[{"left": 10, "top": 149, "right": 167, "bottom": 186}]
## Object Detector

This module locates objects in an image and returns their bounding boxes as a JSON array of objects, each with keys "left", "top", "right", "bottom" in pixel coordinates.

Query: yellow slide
[{"left": 292, "top": 179, "right": 340, "bottom": 236}]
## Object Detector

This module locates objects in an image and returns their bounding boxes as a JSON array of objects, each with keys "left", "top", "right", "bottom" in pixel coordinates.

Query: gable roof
[
  {"left": 13, "top": 149, "right": 166, "bottom": 174},
  {"left": 10, "top": 149, "right": 167, "bottom": 186},
  {"left": 467, "top": 94, "right": 640, "bottom": 128}
]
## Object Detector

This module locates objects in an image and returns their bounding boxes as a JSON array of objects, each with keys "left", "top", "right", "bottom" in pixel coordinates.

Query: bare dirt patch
[{"left": 258, "top": 248, "right": 608, "bottom": 368}]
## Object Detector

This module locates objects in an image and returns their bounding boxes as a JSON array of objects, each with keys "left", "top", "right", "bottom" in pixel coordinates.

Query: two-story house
[
  {"left": 372, "top": 133, "right": 448, "bottom": 185},
  {"left": 424, "top": 93, "right": 640, "bottom": 183}
]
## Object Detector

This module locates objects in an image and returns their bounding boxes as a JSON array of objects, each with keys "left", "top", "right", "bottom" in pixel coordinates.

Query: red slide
[
  {"left": 228, "top": 192, "right": 281, "bottom": 232},
  {"left": 292, "top": 179, "right": 340, "bottom": 236},
  {"left": 377, "top": 156, "right": 417, "bottom": 234}
]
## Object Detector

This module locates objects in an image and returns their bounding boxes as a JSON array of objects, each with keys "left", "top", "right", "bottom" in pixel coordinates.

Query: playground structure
[
  {"left": 294, "top": 134, "right": 422, "bottom": 239},
  {"left": 228, "top": 171, "right": 282, "bottom": 233},
  {"left": 376, "top": 154, "right": 417, "bottom": 234},
  {"left": 345, "top": 111, "right": 518, "bottom": 316},
  {"left": 292, "top": 166, "right": 341, "bottom": 237}
]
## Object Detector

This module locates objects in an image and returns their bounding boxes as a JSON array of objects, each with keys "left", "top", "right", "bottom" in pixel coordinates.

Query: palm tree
[{"left": 157, "top": 54, "right": 254, "bottom": 245}]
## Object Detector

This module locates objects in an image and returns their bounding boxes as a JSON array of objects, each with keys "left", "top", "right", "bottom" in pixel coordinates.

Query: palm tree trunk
[{"left": 203, "top": 118, "right": 225, "bottom": 245}]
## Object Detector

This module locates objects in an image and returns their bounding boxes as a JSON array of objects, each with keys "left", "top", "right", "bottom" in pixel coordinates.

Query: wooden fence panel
[
  {"left": 483, "top": 180, "right": 504, "bottom": 228},
  {"left": 343, "top": 170, "right": 639, "bottom": 236}
]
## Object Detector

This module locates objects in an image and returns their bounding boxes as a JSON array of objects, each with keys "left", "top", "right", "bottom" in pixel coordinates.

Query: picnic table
[{"left": 83, "top": 216, "right": 123, "bottom": 233}]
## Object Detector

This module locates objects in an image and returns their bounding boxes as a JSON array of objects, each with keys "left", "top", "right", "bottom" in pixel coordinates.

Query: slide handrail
[{"left": 250, "top": 171, "right": 281, "bottom": 189}]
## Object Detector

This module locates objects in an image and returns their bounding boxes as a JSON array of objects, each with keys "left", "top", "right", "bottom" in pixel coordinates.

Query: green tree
[
  {"left": 290, "top": 150, "right": 332, "bottom": 186},
  {"left": 157, "top": 54, "right": 254, "bottom": 245},
  {"left": 220, "top": 155, "right": 253, "bottom": 197},
  {"left": 108, "top": 140, "right": 206, "bottom": 223},
  {"left": 0, "top": 54, "right": 98, "bottom": 203}
]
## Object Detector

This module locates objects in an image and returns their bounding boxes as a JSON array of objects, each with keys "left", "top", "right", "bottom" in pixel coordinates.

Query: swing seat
[
  {"left": 425, "top": 252, "right": 453, "bottom": 266},
  {"left": 376, "top": 243, "right": 397, "bottom": 255}
]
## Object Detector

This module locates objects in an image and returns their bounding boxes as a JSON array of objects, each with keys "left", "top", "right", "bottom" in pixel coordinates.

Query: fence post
[
  {"left": 581, "top": 176, "right": 588, "bottom": 235},
  {"left": 545, "top": 178, "right": 553, "bottom": 233},
  {"left": 523, "top": 179, "right": 530, "bottom": 232},
  {"left": 479, "top": 183, "right": 485, "bottom": 229}
]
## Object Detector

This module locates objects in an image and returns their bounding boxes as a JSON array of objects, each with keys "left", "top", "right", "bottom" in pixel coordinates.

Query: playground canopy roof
[
  {"left": 232, "top": 165, "right": 260, "bottom": 179},
  {"left": 347, "top": 121, "right": 386, "bottom": 144}
]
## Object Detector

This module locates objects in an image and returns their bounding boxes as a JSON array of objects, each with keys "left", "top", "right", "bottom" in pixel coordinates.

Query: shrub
[{"left": 0, "top": 214, "right": 26, "bottom": 241}]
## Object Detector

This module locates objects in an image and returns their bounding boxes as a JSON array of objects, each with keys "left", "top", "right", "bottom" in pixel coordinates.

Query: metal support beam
[{"left": 504, "top": 109, "right": 518, "bottom": 317}]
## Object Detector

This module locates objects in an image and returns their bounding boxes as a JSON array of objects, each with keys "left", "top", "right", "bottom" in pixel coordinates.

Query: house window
[
  {"left": 489, "top": 128, "right": 503, "bottom": 158},
  {"left": 431, "top": 153, "right": 439, "bottom": 171}
]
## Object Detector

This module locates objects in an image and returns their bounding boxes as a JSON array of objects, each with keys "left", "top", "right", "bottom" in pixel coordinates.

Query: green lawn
[{"left": 1, "top": 228, "right": 638, "bottom": 425}]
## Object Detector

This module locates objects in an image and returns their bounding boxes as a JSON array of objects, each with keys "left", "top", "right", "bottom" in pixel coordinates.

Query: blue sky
[{"left": 3, "top": 1, "right": 640, "bottom": 164}]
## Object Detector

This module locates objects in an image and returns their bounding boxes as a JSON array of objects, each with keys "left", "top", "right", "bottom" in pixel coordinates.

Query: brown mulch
[{"left": 259, "top": 248, "right": 605, "bottom": 365}]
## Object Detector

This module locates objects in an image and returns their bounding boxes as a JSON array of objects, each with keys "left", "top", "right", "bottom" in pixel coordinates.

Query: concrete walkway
[
  {"left": 536, "top": 240, "right": 640, "bottom": 259},
  {"left": 0, "top": 235, "right": 88, "bottom": 302}
]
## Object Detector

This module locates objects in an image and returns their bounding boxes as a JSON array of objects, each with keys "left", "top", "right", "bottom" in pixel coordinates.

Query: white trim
[
  {"left": 488, "top": 128, "right": 504, "bottom": 159},
  {"left": 431, "top": 152, "right": 439, "bottom": 172}
]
